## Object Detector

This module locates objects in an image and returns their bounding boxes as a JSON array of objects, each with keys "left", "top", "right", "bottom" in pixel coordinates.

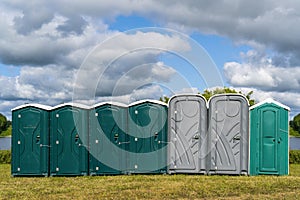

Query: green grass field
[{"left": 0, "top": 165, "right": 300, "bottom": 199}]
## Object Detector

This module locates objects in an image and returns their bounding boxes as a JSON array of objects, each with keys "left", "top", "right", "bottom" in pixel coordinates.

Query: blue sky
[{"left": 0, "top": 1, "right": 300, "bottom": 119}]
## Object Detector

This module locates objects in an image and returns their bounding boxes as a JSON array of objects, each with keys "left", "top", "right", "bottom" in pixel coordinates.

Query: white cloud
[{"left": 224, "top": 50, "right": 300, "bottom": 92}]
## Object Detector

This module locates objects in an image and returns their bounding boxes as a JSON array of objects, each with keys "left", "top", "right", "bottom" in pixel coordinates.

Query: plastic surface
[
  {"left": 168, "top": 94, "right": 207, "bottom": 174},
  {"left": 249, "top": 102, "right": 289, "bottom": 175},
  {"left": 50, "top": 105, "right": 88, "bottom": 176},
  {"left": 207, "top": 94, "right": 249, "bottom": 175},
  {"left": 11, "top": 106, "right": 50, "bottom": 176},
  {"left": 127, "top": 100, "right": 168, "bottom": 174},
  {"left": 89, "top": 103, "right": 128, "bottom": 175}
]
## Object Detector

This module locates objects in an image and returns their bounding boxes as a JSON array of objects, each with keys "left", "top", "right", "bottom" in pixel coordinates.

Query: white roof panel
[
  {"left": 52, "top": 102, "right": 90, "bottom": 110},
  {"left": 11, "top": 103, "right": 52, "bottom": 111},
  {"left": 128, "top": 99, "right": 168, "bottom": 107},
  {"left": 91, "top": 101, "right": 127, "bottom": 108},
  {"left": 250, "top": 98, "right": 290, "bottom": 111}
]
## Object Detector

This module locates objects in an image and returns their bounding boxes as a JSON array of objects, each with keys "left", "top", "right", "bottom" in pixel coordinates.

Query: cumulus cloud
[
  {"left": 224, "top": 50, "right": 300, "bottom": 92},
  {"left": 0, "top": 66, "right": 75, "bottom": 103},
  {"left": 1, "top": 0, "right": 300, "bottom": 117}
]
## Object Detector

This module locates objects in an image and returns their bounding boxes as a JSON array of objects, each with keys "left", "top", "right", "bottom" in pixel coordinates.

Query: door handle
[
  {"left": 233, "top": 136, "right": 240, "bottom": 140},
  {"left": 75, "top": 134, "right": 79, "bottom": 144},
  {"left": 114, "top": 133, "right": 119, "bottom": 141},
  {"left": 154, "top": 132, "right": 159, "bottom": 141},
  {"left": 36, "top": 135, "right": 40, "bottom": 144},
  {"left": 193, "top": 134, "right": 200, "bottom": 140}
]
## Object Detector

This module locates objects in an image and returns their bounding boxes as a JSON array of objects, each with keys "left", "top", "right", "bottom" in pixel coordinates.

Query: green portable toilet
[
  {"left": 127, "top": 100, "right": 168, "bottom": 174},
  {"left": 89, "top": 102, "right": 128, "bottom": 175},
  {"left": 50, "top": 103, "right": 89, "bottom": 176},
  {"left": 11, "top": 104, "right": 52, "bottom": 176},
  {"left": 250, "top": 98, "right": 290, "bottom": 175}
]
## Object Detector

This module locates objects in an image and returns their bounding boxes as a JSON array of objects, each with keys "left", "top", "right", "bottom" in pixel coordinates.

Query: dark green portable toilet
[
  {"left": 50, "top": 103, "right": 89, "bottom": 176},
  {"left": 89, "top": 102, "right": 128, "bottom": 175},
  {"left": 11, "top": 104, "right": 52, "bottom": 176},
  {"left": 250, "top": 98, "right": 290, "bottom": 175},
  {"left": 127, "top": 100, "right": 168, "bottom": 174}
]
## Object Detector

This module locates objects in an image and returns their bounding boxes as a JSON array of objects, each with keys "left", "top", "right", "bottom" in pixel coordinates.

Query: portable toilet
[
  {"left": 207, "top": 94, "right": 249, "bottom": 175},
  {"left": 249, "top": 98, "right": 290, "bottom": 175},
  {"left": 50, "top": 103, "right": 89, "bottom": 176},
  {"left": 11, "top": 104, "right": 52, "bottom": 176},
  {"left": 168, "top": 94, "right": 207, "bottom": 174},
  {"left": 89, "top": 102, "right": 128, "bottom": 175},
  {"left": 127, "top": 100, "right": 168, "bottom": 174}
]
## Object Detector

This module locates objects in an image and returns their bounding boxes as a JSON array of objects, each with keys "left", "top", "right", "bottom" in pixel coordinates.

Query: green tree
[
  {"left": 159, "top": 96, "right": 170, "bottom": 104},
  {"left": 290, "top": 125, "right": 300, "bottom": 137},
  {"left": 290, "top": 114, "right": 300, "bottom": 134},
  {"left": 0, "top": 113, "right": 8, "bottom": 133}
]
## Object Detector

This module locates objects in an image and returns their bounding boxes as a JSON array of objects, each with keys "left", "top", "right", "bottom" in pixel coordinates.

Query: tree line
[{"left": 0, "top": 113, "right": 11, "bottom": 135}]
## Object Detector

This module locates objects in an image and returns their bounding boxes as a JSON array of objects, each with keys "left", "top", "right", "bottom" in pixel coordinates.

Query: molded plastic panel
[
  {"left": 11, "top": 106, "right": 49, "bottom": 176},
  {"left": 50, "top": 106, "right": 88, "bottom": 176},
  {"left": 127, "top": 101, "right": 168, "bottom": 174},
  {"left": 250, "top": 102, "right": 289, "bottom": 175},
  {"left": 89, "top": 104, "right": 128, "bottom": 175},
  {"left": 208, "top": 94, "right": 249, "bottom": 175},
  {"left": 168, "top": 95, "right": 207, "bottom": 174}
]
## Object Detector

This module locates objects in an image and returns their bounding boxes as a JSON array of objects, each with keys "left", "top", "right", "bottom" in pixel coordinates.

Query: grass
[
  {"left": 0, "top": 165, "right": 300, "bottom": 199},
  {"left": 0, "top": 125, "right": 12, "bottom": 137}
]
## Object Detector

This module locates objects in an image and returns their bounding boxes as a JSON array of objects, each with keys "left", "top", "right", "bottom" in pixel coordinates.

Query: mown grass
[{"left": 0, "top": 164, "right": 300, "bottom": 199}]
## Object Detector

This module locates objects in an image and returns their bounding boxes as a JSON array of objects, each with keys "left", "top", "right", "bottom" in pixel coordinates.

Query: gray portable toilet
[
  {"left": 89, "top": 102, "right": 128, "bottom": 175},
  {"left": 168, "top": 94, "right": 207, "bottom": 174},
  {"left": 127, "top": 100, "right": 168, "bottom": 174},
  {"left": 50, "top": 103, "right": 89, "bottom": 176},
  {"left": 11, "top": 104, "right": 52, "bottom": 176},
  {"left": 249, "top": 98, "right": 290, "bottom": 175},
  {"left": 207, "top": 94, "right": 249, "bottom": 175}
]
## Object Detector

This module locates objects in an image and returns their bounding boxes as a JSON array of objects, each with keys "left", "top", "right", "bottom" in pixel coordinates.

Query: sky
[{"left": 0, "top": 0, "right": 300, "bottom": 119}]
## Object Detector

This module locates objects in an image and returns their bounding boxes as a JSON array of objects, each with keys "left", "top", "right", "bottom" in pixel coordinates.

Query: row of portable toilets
[{"left": 11, "top": 94, "right": 290, "bottom": 177}]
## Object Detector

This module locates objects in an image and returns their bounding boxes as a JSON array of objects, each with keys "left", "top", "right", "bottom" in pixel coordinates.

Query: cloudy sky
[{"left": 1, "top": 0, "right": 300, "bottom": 119}]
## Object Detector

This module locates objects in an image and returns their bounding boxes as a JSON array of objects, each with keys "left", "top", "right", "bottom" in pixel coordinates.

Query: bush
[
  {"left": 289, "top": 150, "right": 300, "bottom": 164},
  {"left": 0, "top": 125, "right": 12, "bottom": 137},
  {"left": 0, "top": 150, "right": 11, "bottom": 164}
]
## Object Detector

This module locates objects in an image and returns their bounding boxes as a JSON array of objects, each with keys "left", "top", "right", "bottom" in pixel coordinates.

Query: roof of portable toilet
[
  {"left": 51, "top": 102, "right": 90, "bottom": 110},
  {"left": 249, "top": 98, "right": 290, "bottom": 111},
  {"left": 128, "top": 99, "right": 168, "bottom": 107},
  {"left": 208, "top": 93, "right": 250, "bottom": 106},
  {"left": 91, "top": 101, "right": 127, "bottom": 109},
  {"left": 168, "top": 93, "right": 208, "bottom": 108},
  {"left": 11, "top": 103, "right": 52, "bottom": 111}
]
